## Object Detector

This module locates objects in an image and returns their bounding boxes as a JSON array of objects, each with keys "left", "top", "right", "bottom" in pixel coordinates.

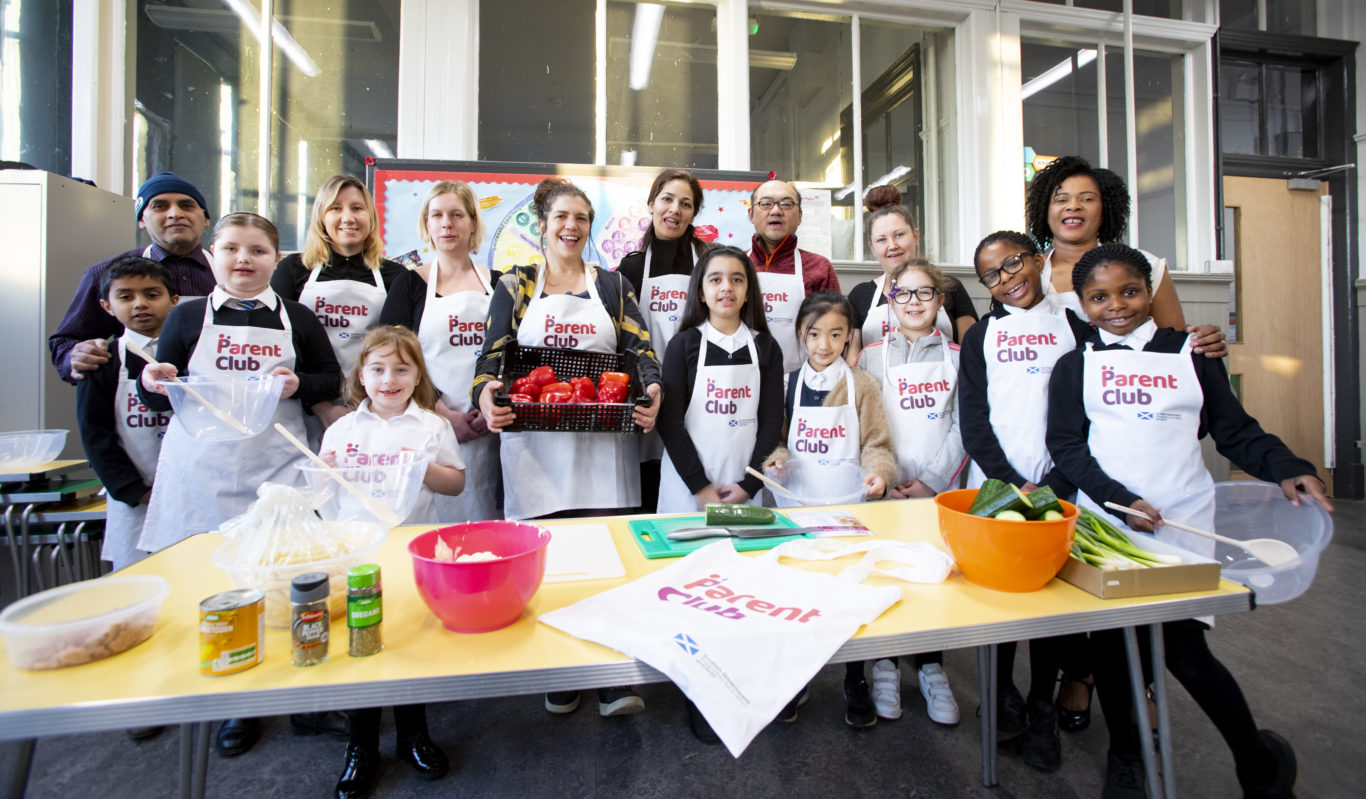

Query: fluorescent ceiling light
[
  {"left": 629, "top": 3, "right": 665, "bottom": 90},
  {"left": 1021, "top": 49, "right": 1097, "bottom": 100},
  {"left": 144, "top": 5, "right": 382, "bottom": 42},
  {"left": 364, "top": 139, "right": 394, "bottom": 159},
  {"left": 221, "top": 0, "right": 322, "bottom": 77}
]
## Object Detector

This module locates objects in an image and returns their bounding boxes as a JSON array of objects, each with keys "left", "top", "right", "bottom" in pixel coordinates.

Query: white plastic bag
[{"left": 539, "top": 540, "right": 905, "bottom": 757}]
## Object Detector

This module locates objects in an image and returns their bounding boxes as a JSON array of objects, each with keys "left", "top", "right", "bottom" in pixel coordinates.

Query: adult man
[
  {"left": 49, "top": 172, "right": 218, "bottom": 383},
  {"left": 747, "top": 179, "right": 841, "bottom": 371}
]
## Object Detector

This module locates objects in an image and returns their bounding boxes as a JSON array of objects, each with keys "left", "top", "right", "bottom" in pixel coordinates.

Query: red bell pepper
[
  {"left": 597, "top": 384, "right": 628, "bottom": 404},
  {"left": 539, "top": 382, "right": 573, "bottom": 403},
  {"left": 527, "top": 365, "right": 557, "bottom": 388},
  {"left": 569, "top": 376, "right": 597, "bottom": 403},
  {"left": 510, "top": 377, "right": 541, "bottom": 399},
  {"left": 598, "top": 371, "right": 630, "bottom": 389},
  {"left": 508, "top": 393, "right": 535, "bottom": 404}
]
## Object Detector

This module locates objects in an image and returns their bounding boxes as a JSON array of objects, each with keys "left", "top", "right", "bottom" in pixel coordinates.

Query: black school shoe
[
  {"left": 397, "top": 732, "right": 450, "bottom": 780},
  {"left": 335, "top": 743, "right": 379, "bottom": 799},
  {"left": 844, "top": 677, "right": 877, "bottom": 728},
  {"left": 1240, "top": 730, "right": 1297, "bottom": 798},
  {"left": 686, "top": 700, "right": 721, "bottom": 745},
  {"left": 995, "top": 684, "right": 1028, "bottom": 744},
  {"left": 1021, "top": 697, "right": 1062, "bottom": 772},
  {"left": 214, "top": 717, "right": 261, "bottom": 757},
  {"left": 1102, "top": 751, "right": 1146, "bottom": 799}
]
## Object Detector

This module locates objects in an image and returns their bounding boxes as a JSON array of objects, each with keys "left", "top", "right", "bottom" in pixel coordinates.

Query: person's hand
[
  {"left": 765, "top": 459, "right": 788, "bottom": 482},
  {"left": 269, "top": 367, "right": 299, "bottom": 398},
  {"left": 477, "top": 381, "right": 514, "bottom": 433},
  {"left": 319, "top": 450, "right": 339, "bottom": 468},
  {"left": 467, "top": 408, "right": 490, "bottom": 437},
  {"left": 1281, "top": 474, "right": 1333, "bottom": 512},
  {"left": 716, "top": 483, "right": 751, "bottom": 504},
  {"left": 138, "top": 489, "right": 152, "bottom": 506},
  {"left": 69, "top": 338, "right": 112, "bottom": 378},
  {"left": 901, "top": 478, "right": 936, "bottom": 498},
  {"left": 1021, "top": 482, "right": 1040, "bottom": 494},
  {"left": 864, "top": 473, "right": 887, "bottom": 500},
  {"left": 1126, "top": 499, "right": 1163, "bottom": 534},
  {"left": 693, "top": 485, "right": 723, "bottom": 510},
  {"left": 437, "top": 398, "right": 479, "bottom": 442},
  {"left": 140, "top": 362, "right": 178, "bottom": 394},
  {"left": 633, "top": 383, "right": 662, "bottom": 433},
  {"left": 1186, "top": 324, "right": 1227, "bottom": 359}
]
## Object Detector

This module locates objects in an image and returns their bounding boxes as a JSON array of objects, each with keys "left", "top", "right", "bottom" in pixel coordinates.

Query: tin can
[{"left": 199, "top": 589, "right": 265, "bottom": 676}]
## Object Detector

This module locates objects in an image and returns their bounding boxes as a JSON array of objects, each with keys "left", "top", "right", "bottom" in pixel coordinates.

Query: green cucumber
[
  {"left": 969, "top": 479, "right": 1031, "bottom": 518},
  {"left": 1024, "top": 486, "right": 1064, "bottom": 520},
  {"left": 704, "top": 503, "right": 776, "bottom": 525},
  {"left": 1041, "top": 510, "right": 1064, "bottom": 521},
  {"left": 993, "top": 509, "right": 1028, "bottom": 521}
]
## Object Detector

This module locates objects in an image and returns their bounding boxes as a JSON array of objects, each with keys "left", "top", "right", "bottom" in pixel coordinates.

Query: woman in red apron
[{"left": 1047, "top": 243, "right": 1330, "bottom": 797}]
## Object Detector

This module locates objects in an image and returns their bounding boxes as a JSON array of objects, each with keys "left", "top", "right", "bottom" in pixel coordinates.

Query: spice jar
[
  {"left": 290, "top": 572, "right": 329, "bottom": 667},
  {"left": 347, "top": 564, "right": 383, "bottom": 657}
]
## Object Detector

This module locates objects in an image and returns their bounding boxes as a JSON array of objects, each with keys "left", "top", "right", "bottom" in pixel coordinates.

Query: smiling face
[
  {"left": 869, "top": 212, "right": 919, "bottom": 273},
  {"left": 359, "top": 346, "right": 419, "bottom": 417},
  {"left": 748, "top": 180, "right": 803, "bottom": 249},
  {"left": 139, "top": 192, "right": 210, "bottom": 255},
  {"left": 425, "top": 192, "right": 475, "bottom": 255},
  {"left": 323, "top": 185, "right": 372, "bottom": 257},
  {"left": 976, "top": 240, "right": 1044, "bottom": 310},
  {"left": 700, "top": 254, "right": 748, "bottom": 325},
  {"left": 649, "top": 178, "right": 697, "bottom": 241},
  {"left": 802, "top": 310, "right": 850, "bottom": 371},
  {"left": 1079, "top": 262, "right": 1152, "bottom": 336},
  {"left": 211, "top": 224, "right": 280, "bottom": 297},
  {"left": 539, "top": 195, "right": 592, "bottom": 260},
  {"left": 1048, "top": 174, "right": 1103, "bottom": 247},
  {"left": 101, "top": 275, "right": 178, "bottom": 337},
  {"left": 888, "top": 269, "right": 942, "bottom": 338}
]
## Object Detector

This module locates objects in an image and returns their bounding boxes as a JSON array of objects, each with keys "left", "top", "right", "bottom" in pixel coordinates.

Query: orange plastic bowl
[
  {"left": 935, "top": 488, "right": 1078, "bottom": 592},
  {"left": 409, "top": 522, "right": 551, "bottom": 633}
]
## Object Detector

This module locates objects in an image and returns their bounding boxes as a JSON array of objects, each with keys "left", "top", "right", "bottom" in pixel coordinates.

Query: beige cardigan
[{"left": 762, "top": 367, "right": 899, "bottom": 492}]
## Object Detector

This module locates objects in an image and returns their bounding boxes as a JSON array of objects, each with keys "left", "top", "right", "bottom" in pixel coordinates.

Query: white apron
[
  {"left": 860, "top": 273, "right": 953, "bottom": 347},
  {"left": 639, "top": 247, "right": 693, "bottom": 462},
  {"left": 880, "top": 331, "right": 956, "bottom": 485},
  {"left": 966, "top": 298, "right": 1076, "bottom": 488},
  {"left": 500, "top": 267, "right": 638, "bottom": 519},
  {"left": 332, "top": 410, "right": 445, "bottom": 525},
  {"left": 786, "top": 360, "right": 861, "bottom": 473},
  {"left": 1077, "top": 339, "right": 1214, "bottom": 556},
  {"left": 297, "top": 262, "right": 386, "bottom": 375},
  {"left": 104, "top": 334, "right": 170, "bottom": 569},
  {"left": 418, "top": 260, "right": 499, "bottom": 523},
  {"left": 139, "top": 298, "right": 309, "bottom": 552},
  {"left": 657, "top": 323, "right": 762, "bottom": 513},
  {"left": 752, "top": 248, "right": 806, "bottom": 373}
]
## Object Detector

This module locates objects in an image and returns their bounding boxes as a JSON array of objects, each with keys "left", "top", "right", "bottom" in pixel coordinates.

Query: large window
[
  {"left": 0, "top": 0, "right": 72, "bottom": 175},
  {"left": 1219, "top": 59, "right": 1319, "bottom": 159},
  {"left": 1219, "top": 0, "right": 1316, "bottom": 35}
]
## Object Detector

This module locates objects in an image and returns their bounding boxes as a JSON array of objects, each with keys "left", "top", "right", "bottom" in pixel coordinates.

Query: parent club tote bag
[{"left": 540, "top": 538, "right": 952, "bottom": 756}]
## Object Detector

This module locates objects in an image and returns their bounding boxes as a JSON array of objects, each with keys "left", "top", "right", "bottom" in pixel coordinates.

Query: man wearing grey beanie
[{"left": 49, "top": 171, "right": 218, "bottom": 382}]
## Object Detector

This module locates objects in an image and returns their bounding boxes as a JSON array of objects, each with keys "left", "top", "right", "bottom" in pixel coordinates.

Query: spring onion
[{"left": 1070, "top": 508, "right": 1184, "bottom": 570}]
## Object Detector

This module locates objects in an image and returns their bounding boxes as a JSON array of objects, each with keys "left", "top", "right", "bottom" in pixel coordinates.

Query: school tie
[{"left": 228, "top": 298, "right": 261, "bottom": 311}]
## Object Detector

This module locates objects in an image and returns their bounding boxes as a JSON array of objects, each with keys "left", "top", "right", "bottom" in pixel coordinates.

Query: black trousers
[{"left": 348, "top": 704, "right": 430, "bottom": 751}]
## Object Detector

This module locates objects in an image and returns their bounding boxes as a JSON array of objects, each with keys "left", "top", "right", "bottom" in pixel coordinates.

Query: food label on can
[
  {"left": 348, "top": 594, "right": 382, "bottom": 628},
  {"left": 199, "top": 589, "right": 265, "bottom": 676}
]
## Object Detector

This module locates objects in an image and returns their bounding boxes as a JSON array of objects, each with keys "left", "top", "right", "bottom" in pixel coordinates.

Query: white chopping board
[{"left": 544, "top": 523, "right": 626, "bottom": 583}]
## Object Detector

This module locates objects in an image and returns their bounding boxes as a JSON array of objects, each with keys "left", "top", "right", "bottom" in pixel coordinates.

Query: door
[{"left": 1222, "top": 175, "right": 1331, "bottom": 491}]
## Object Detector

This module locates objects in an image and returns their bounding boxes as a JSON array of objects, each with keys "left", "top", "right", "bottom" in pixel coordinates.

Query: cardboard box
[{"left": 1058, "top": 530, "right": 1221, "bottom": 599}]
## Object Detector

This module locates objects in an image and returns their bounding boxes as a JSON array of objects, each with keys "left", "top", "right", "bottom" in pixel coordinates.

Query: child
[
  {"left": 1047, "top": 243, "right": 1331, "bottom": 797},
  {"left": 855, "top": 259, "right": 967, "bottom": 726},
  {"left": 764, "top": 290, "right": 896, "bottom": 729},
  {"left": 75, "top": 256, "right": 178, "bottom": 570},
  {"left": 657, "top": 246, "right": 785, "bottom": 513},
  {"left": 958, "top": 231, "right": 1094, "bottom": 771},
  {"left": 321, "top": 326, "right": 461, "bottom": 797},
  {"left": 138, "top": 212, "right": 341, "bottom": 551}
]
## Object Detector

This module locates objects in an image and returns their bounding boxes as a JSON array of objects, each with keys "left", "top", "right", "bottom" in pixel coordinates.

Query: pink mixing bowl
[{"left": 408, "top": 522, "right": 552, "bottom": 633}]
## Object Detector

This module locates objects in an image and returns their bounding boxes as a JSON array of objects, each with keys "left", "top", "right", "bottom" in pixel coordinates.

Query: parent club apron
[
  {"left": 656, "top": 323, "right": 762, "bottom": 513},
  {"left": 879, "top": 330, "right": 956, "bottom": 486},
  {"left": 751, "top": 248, "right": 805, "bottom": 373},
  {"left": 500, "top": 267, "right": 637, "bottom": 520},
  {"left": 417, "top": 260, "right": 499, "bottom": 523},
  {"left": 332, "top": 408, "right": 449, "bottom": 525},
  {"left": 104, "top": 333, "right": 171, "bottom": 569},
  {"left": 785, "top": 360, "right": 861, "bottom": 495},
  {"left": 298, "top": 263, "right": 387, "bottom": 448},
  {"left": 860, "top": 273, "right": 953, "bottom": 347},
  {"left": 965, "top": 298, "right": 1076, "bottom": 488},
  {"left": 139, "top": 297, "right": 308, "bottom": 552},
  {"left": 1078, "top": 338, "right": 1214, "bottom": 556},
  {"left": 638, "top": 247, "right": 693, "bottom": 462}
]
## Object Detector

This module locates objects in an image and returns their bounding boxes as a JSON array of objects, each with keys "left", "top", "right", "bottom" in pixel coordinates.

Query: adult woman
[
  {"left": 617, "top": 169, "right": 712, "bottom": 512},
  {"left": 379, "top": 181, "right": 500, "bottom": 524},
  {"left": 848, "top": 186, "right": 977, "bottom": 361}
]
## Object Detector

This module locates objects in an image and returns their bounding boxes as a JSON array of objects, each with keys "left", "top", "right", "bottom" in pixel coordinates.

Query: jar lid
[
  {"left": 291, "top": 572, "right": 329, "bottom": 604},
  {"left": 347, "top": 564, "right": 381, "bottom": 589}
]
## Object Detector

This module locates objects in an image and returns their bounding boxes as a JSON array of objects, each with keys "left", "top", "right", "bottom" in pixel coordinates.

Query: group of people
[{"left": 47, "top": 156, "right": 1330, "bottom": 799}]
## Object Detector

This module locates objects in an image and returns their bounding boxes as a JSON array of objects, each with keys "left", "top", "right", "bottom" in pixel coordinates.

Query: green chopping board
[{"left": 627, "top": 513, "right": 806, "bottom": 559}]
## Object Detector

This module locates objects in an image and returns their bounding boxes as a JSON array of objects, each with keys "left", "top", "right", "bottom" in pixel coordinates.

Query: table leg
[
  {"left": 19, "top": 504, "right": 39, "bottom": 597},
  {"left": 53, "top": 522, "right": 74, "bottom": 585},
  {"left": 3, "top": 506, "right": 20, "bottom": 597},
  {"left": 178, "top": 723, "right": 195, "bottom": 798},
  {"left": 191, "top": 721, "right": 210, "bottom": 799},
  {"left": 29, "top": 546, "right": 46, "bottom": 593},
  {"left": 976, "top": 644, "right": 998, "bottom": 787},
  {"left": 4, "top": 738, "right": 35, "bottom": 799},
  {"left": 1149, "top": 624, "right": 1176, "bottom": 799},
  {"left": 1123, "top": 626, "right": 1163, "bottom": 799}
]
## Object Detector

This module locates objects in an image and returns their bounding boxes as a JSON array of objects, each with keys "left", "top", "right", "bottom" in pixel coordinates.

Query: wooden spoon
[
  {"left": 123, "top": 339, "right": 253, "bottom": 435},
  {"left": 1103, "top": 501, "right": 1299, "bottom": 567},
  {"left": 274, "top": 423, "right": 403, "bottom": 529},
  {"left": 745, "top": 466, "right": 801, "bottom": 500}
]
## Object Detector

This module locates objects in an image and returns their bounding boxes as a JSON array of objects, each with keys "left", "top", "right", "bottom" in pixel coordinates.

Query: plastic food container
[
  {"left": 158, "top": 375, "right": 284, "bottom": 441},
  {"left": 297, "top": 451, "right": 434, "bottom": 526},
  {"left": 766, "top": 461, "right": 870, "bottom": 507},
  {"left": 210, "top": 522, "right": 387, "bottom": 628},
  {"left": 0, "top": 429, "right": 68, "bottom": 471},
  {"left": 935, "top": 488, "right": 1079, "bottom": 592},
  {"left": 0, "top": 575, "right": 170, "bottom": 670},
  {"left": 409, "top": 521, "right": 552, "bottom": 633},
  {"left": 1212, "top": 481, "right": 1334, "bottom": 604}
]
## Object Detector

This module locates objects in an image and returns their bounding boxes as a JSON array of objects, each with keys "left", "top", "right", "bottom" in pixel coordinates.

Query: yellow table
[{"left": 0, "top": 500, "right": 1250, "bottom": 798}]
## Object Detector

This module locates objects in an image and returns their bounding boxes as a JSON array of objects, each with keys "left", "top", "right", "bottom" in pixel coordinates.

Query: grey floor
[{"left": 6, "top": 500, "right": 1364, "bottom": 799}]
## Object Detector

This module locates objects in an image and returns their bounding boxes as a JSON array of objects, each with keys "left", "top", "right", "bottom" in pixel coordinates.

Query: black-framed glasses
[
  {"left": 753, "top": 198, "right": 797, "bottom": 211},
  {"left": 978, "top": 253, "right": 1028, "bottom": 288},
  {"left": 887, "top": 285, "right": 940, "bottom": 304}
]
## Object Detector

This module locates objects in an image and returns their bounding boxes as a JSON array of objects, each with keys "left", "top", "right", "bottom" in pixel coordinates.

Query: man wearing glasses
[{"left": 747, "top": 179, "right": 841, "bottom": 371}]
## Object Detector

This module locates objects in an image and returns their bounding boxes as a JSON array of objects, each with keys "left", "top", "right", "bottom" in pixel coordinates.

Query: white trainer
[
  {"left": 918, "top": 663, "right": 960, "bottom": 726},
  {"left": 871, "top": 659, "right": 902, "bottom": 720}
]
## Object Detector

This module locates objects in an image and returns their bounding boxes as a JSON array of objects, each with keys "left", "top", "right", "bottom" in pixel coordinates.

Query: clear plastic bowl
[
  {"left": 766, "top": 460, "right": 870, "bottom": 507},
  {"left": 0, "top": 575, "right": 170, "bottom": 670},
  {"left": 0, "top": 429, "right": 68, "bottom": 471},
  {"left": 158, "top": 375, "right": 284, "bottom": 441},
  {"left": 297, "top": 451, "right": 434, "bottom": 526},
  {"left": 1212, "top": 481, "right": 1334, "bottom": 604},
  {"left": 210, "top": 522, "right": 387, "bottom": 628},
  {"left": 409, "top": 522, "right": 552, "bottom": 633}
]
